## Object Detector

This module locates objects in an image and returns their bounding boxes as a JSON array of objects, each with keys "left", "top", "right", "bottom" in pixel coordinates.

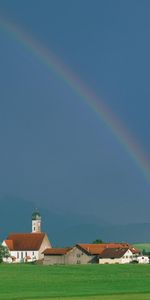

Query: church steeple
[{"left": 32, "top": 210, "right": 41, "bottom": 233}]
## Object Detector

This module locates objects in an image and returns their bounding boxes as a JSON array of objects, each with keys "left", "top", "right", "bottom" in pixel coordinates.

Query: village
[{"left": 1, "top": 211, "right": 149, "bottom": 265}]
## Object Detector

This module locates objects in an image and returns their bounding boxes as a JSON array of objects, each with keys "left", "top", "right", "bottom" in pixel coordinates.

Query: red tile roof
[
  {"left": 5, "top": 240, "right": 14, "bottom": 251},
  {"left": 100, "top": 248, "right": 129, "bottom": 258},
  {"left": 43, "top": 247, "right": 72, "bottom": 255},
  {"left": 77, "top": 243, "right": 140, "bottom": 255},
  {"left": 129, "top": 246, "right": 140, "bottom": 254},
  {"left": 6, "top": 233, "right": 45, "bottom": 250}
]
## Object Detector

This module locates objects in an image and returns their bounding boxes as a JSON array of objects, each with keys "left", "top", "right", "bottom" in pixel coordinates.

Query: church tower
[{"left": 32, "top": 211, "right": 42, "bottom": 233}]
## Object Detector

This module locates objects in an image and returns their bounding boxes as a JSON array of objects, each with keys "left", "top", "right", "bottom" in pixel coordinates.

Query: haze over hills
[{"left": 0, "top": 197, "right": 150, "bottom": 246}]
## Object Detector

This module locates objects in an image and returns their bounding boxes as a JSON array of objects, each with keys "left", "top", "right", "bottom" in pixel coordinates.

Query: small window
[
  {"left": 21, "top": 252, "right": 23, "bottom": 259},
  {"left": 25, "top": 252, "right": 27, "bottom": 257},
  {"left": 32, "top": 251, "right": 34, "bottom": 255},
  {"left": 77, "top": 260, "right": 81, "bottom": 264},
  {"left": 17, "top": 252, "right": 19, "bottom": 259}
]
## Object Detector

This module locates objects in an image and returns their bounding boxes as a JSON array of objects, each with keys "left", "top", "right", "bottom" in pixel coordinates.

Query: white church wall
[
  {"left": 2, "top": 211, "right": 52, "bottom": 263},
  {"left": 39, "top": 234, "right": 52, "bottom": 260},
  {"left": 9, "top": 250, "right": 39, "bottom": 263}
]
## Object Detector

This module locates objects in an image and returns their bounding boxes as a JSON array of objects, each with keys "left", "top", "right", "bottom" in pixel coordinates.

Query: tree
[
  {"left": 0, "top": 245, "right": 10, "bottom": 263},
  {"left": 92, "top": 239, "right": 104, "bottom": 244}
]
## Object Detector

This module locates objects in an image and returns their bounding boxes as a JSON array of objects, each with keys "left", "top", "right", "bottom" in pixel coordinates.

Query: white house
[
  {"left": 137, "top": 255, "right": 149, "bottom": 264},
  {"left": 99, "top": 248, "right": 134, "bottom": 264},
  {"left": 2, "top": 211, "right": 51, "bottom": 263}
]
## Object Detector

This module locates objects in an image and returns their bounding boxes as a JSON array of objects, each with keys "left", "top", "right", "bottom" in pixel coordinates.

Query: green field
[
  {"left": 1, "top": 264, "right": 150, "bottom": 300},
  {"left": 134, "top": 243, "right": 150, "bottom": 252}
]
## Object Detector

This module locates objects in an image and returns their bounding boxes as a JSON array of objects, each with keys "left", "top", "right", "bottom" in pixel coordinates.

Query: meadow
[
  {"left": 134, "top": 243, "right": 150, "bottom": 252},
  {"left": 0, "top": 264, "right": 150, "bottom": 300}
]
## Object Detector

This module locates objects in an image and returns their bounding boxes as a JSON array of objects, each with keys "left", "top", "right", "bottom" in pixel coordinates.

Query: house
[
  {"left": 72, "top": 243, "right": 139, "bottom": 264},
  {"left": 43, "top": 244, "right": 98, "bottom": 265},
  {"left": 43, "top": 245, "right": 97, "bottom": 265},
  {"left": 77, "top": 243, "right": 140, "bottom": 255},
  {"left": 43, "top": 247, "right": 73, "bottom": 265},
  {"left": 2, "top": 211, "right": 51, "bottom": 263},
  {"left": 137, "top": 255, "right": 149, "bottom": 264},
  {"left": 99, "top": 248, "right": 133, "bottom": 264},
  {"left": 43, "top": 243, "right": 140, "bottom": 265}
]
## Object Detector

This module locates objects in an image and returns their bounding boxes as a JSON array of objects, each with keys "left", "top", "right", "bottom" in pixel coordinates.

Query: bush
[{"left": 0, "top": 245, "right": 10, "bottom": 263}]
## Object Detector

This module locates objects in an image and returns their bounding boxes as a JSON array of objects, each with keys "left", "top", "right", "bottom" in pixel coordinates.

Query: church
[{"left": 2, "top": 211, "right": 51, "bottom": 263}]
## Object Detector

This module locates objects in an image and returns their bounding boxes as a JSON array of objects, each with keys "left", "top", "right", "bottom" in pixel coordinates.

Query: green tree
[
  {"left": 92, "top": 239, "right": 103, "bottom": 244},
  {"left": 0, "top": 245, "right": 10, "bottom": 263}
]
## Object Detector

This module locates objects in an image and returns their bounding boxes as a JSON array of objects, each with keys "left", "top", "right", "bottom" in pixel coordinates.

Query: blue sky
[{"left": 0, "top": 0, "right": 150, "bottom": 225}]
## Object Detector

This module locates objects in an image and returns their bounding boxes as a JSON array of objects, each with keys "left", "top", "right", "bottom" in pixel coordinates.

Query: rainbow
[{"left": 0, "top": 16, "right": 150, "bottom": 182}]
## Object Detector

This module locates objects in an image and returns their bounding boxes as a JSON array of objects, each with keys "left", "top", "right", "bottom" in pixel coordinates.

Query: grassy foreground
[
  {"left": 0, "top": 264, "right": 150, "bottom": 299},
  {"left": 26, "top": 296, "right": 150, "bottom": 300}
]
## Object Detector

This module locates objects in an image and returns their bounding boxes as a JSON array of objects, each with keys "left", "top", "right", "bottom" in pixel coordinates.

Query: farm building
[
  {"left": 99, "top": 248, "right": 133, "bottom": 264},
  {"left": 43, "top": 244, "right": 99, "bottom": 265},
  {"left": 2, "top": 211, "right": 51, "bottom": 263},
  {"left": 43, "top": 248, "right": 73, "bottom": 265},
  {"left": 137, "top": 255, "right": 149, "bottom": 264},
  {"left": 43, "top": 243, "right": 140, "bottom": 265},
  {"left": 43, "top": 244, "right": 96, "bottom": 265}
]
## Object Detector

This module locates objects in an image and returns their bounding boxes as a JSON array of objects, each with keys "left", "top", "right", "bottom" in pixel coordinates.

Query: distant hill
[
  {"left": 0, "top": 196, "right": 107, "bottom": 245},
  {"left": 60, "top": 223, "right": 150, "bottom": 246},
  {"left": 0, "top": 196, "right": 150, "bottom": 246},
  {"left": 134, "top": 243, "right": 150, "bottom": 252}
]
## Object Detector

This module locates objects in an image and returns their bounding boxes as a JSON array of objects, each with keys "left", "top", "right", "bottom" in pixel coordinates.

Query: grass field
[
  {"left": 134, "top": 243, "right": 150, "bottom": 252},
  {"left": 1, "top": 264, "right": 150, "bottom": 300}
]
